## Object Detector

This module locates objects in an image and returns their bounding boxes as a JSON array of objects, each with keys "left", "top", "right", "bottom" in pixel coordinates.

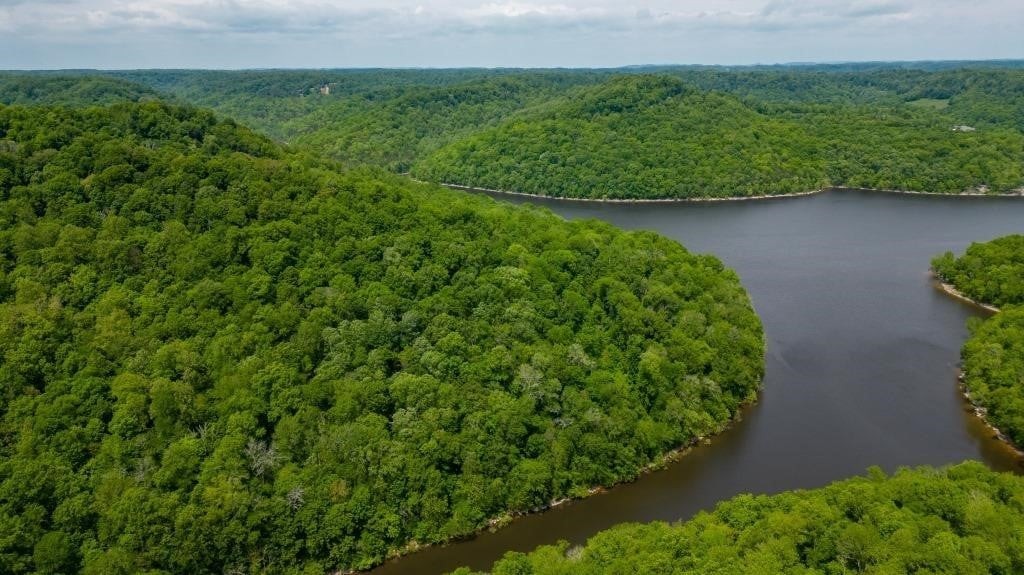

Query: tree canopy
[
  {"left": 414, "top": 74, "right": 1024, "bottom": 199},
  {"left": 456, "top": 462, "right": 1024, "bottom": 575},
  {"left": 0, "top": 101, "right": 763, "bottom": 573},
  {"left": 934, "top": 235, "right": 1024, "bottom": 447},
  {"left": 933, "top": 235, "right": 1024, "bottom": 308},
  {"left": 4, "top": 67, "right": 1023, "bottom": 199},
  {"left": 0, "top": 75, "right": 158, "bottom": 107}
]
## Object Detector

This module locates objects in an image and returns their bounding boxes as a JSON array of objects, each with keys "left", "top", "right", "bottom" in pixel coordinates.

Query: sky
[{"left": 1, "top": 0, "right": 1022, "bottom": 69}]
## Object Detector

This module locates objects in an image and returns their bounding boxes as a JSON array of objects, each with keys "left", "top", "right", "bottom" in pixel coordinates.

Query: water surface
[{"left": 373, "top": 189, "right": 1024, "bottom": 575}]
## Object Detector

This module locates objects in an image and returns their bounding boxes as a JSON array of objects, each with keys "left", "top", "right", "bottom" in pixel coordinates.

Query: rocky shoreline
[
  {"left": 367, "top": 393, "right": 759, "bottom": 572},
  {"left": 959, "top": 374, "right": 1024, "bottom": 458},
  {"left": 437, "top": 182, "right": 826, "bottom": 203},
  {"left": 932, "top": 274, "right": 1023, "bottom": 459},
  {"left": 430, "top": 182, "right": 1024, "bottom": 204},
  {"left": 933, "top": 276, "right": 1001, "bottom": 313}
]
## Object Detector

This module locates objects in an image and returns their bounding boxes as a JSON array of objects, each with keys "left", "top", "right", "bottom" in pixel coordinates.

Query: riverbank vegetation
[
  {"left": 934, "top": 235, "right": 1024, "bottom": 447},
  {"left": 0, "top": 101, "right": 763, "bottom": 573},
  {"left": 455, "top": 462, "right": 1024, "bottom": 575},
  {"left": 933, "top": 234, "right": 1024, "bottom": 308},
  {"left": 961, "top": 308, "right": 1024, "bottom": 446}
]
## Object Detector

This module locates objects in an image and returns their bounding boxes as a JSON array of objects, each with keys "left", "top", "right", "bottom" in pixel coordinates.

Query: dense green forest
[
  {"left": 0, "top": 101, "right": 763, "bottom": 573},
  {"left": 933, "top": 235, "right": 1024, "bottom": 308},
  {"left": 416, "top": 72, "right": 1024, "bottom": 199},
  {"left": 111, "top": 69, "right": 610, "bottom": 171},
  {"left": 2, "top": 66, "right": 1023, "bottom": 575},
  {"left": 3, "top": 66, "right": 1023, "bottom": 199},
  {"left": 961, "top": 308, "right": 1024, "bottom": 446},
  {"left": 414, "top": 76, "right": 830, "bottom": 199},
  {"left": 934, "top": 235, "right": 1024, "bottom": 447},
  {"left": 455, "top": 462, "right": 1024, "bottom": 575},
  {"left": 0, "top": 76, "right": 158, "bottom": 107}
]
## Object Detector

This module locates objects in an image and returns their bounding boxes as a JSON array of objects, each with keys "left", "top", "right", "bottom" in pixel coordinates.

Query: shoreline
[
  {"left": 366, "top": 392, "right": 759, "bottom": 573},
  {"left": 436, "top": 182, "right": 826, "bottom": 203},
  {"left": 424, "top": 180, "right": 1024, "bottom": 205},
  {"left": 932, "top": 274, "right": 1022, "bottom": 458},
  {"left": 959, "top": 374, "right": 1024, "bottom": 459},
  {"left": 932, "top": 274, "right": 1001, "bottom": 314}
]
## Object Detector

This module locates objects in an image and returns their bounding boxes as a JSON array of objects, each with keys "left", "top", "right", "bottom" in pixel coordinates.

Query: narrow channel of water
[{"left": 372, "top": 189, "right": 1024, "bottom": 575}]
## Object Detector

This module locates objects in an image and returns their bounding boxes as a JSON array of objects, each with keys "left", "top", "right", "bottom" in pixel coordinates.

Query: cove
[{"left": 372, "top": 188, "right": 1024, "bottom": 575}]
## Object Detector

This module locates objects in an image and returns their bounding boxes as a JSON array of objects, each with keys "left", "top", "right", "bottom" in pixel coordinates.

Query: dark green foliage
[
  {"left": 141, "top": 67, "right": 1024, "bottom": 199},
  {"left": 933, "top": 235, "right": 1024, "bottom": 447},
  {"left": 289, "top": 75, "right": 604, "bottom": 173},
  {"left": 456, "top": 462, "right": 1024, "bottom": 575},
  {"left": 6, "top": 67, "right": 1023, "bottom": 199},
  {"left": 413, "top": 76, "right": 831, "bottom": 199},
  {"left": 0, "top": 102, "right": 763, "bottom": 573},
  {"left": 109, "top": 69, "right": 610, "bottom": 163},
  {"left": 962, "top": 307, "right": 1024, "bottom": 446},
  {"left": 932, "top": 235, "right": 1024, "bottom": 308},
  {"left": 414, "top": 74, "right": 1024, "bottom": 199},
  {"left": 0, "top": 75, "right": 158, "bottom": 107}
]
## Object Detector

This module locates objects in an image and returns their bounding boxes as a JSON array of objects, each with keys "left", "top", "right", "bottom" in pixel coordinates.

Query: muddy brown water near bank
[{"left": 371, "top": 188, "right": 1024, "bottom": 575}]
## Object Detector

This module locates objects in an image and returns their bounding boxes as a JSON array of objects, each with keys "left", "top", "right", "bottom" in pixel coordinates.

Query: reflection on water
[{"left": 372, "top": 189, "right": 1024, "bottom": 575}]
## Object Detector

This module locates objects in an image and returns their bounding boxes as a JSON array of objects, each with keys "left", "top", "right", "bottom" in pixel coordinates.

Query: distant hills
[{"left": 2, "top": 63, "right": 1023, "bottom": 198}]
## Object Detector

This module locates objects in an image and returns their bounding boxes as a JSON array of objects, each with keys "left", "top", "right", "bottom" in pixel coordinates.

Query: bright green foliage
[
  {"left": 932, "top": 235, "right": 1024, "bottom": 308},
  {"left": 456, "top": 462, "right": 1024, "bottom": 575},
  {"left": 4, "top": 67, "right": 1024, "bottom": 199},
  {"left": 108, "top": 69, "right": 610, "bottom": 172},
  {"left": 933, "top": 235, "right": 1024, "bottom": 446},
  {"left": 414, "top": 76, "right": 830, "bottom": 199},
  {"left": 414, "top": 75, "right": 1024, "bottom": 199},
  {"left": 962, "top": 307, "right": 1024, "bottom": 446},
  {"left": 0, "top": 102, "right": 763, "bottom": 573},
  {"left": 290, "top": 75, "right": 603, "bottom": 173}
]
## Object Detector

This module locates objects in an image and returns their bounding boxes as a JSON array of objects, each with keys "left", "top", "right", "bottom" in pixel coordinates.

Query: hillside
[
  {"left": 456, "top": 462, "right": 1024, "bottom": 575},
  {"left": 3, "top": 68, "right": 1023, "bottom": 200},
  {"left": 413, "top": 74, "right": 1024, "bottom": 199},
  {"left": 0, "top": 101, "right": 763, "bottom": 573},
  {"left": 288, "top": 75, "right": 604, "bottom": 172},
  {"left": 933, "top": 235, "right": 1024, "bottom": 447},
  {"left": 933, "top": 235, "right": 1024, "bottom": 308},
  {"left": 0, "top": 75, "right": 158, "bottom": 107},
  {"left": 413, "top": 76, "right": 829, "bottom": 199},
  {"left": 112, "top": 69, "right": 611, "bottom": 170}
]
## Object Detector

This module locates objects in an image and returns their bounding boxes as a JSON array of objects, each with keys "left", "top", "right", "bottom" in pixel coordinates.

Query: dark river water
[{"left": 373, "top": 189, "right": 1024, "bottom": 575}]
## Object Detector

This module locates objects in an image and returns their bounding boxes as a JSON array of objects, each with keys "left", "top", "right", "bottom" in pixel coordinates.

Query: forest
[
  {"left": 456, "top": 462, "right": 1024, "bottom": 574},
  {"left": 414, "top": 72, "right": 1024, "bottom": 198},
  {"left": 1, "top": 66, "right": 1024, "bottom": 575},
  {"left": 934, "top": 235, "right": 1024, "bottom": 447},
  {"left": 4, "top": 66, "right": 1022, "bottom": 199},
  {"left": 0, "top": 101, "right": 763, "bottom": 573},
  {"left": 932, "top": 235, "right": 1024, "bottom": 308}
]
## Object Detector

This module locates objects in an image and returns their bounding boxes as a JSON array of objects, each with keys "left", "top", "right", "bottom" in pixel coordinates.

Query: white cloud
[{"left": 0, "top": 0, "right": 1021, "bottom": 67}]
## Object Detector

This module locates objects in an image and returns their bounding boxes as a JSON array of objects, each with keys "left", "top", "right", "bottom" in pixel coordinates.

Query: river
[{"left": 372, "top": 188, "right": 1024, "bottom": 575}]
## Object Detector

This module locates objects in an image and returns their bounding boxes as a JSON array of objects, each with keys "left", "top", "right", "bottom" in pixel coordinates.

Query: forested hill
[
  {"left": 413, "top": 76, "right": 830, "bottom": 199},
  {"left": 109, "top": 69, "right": 611, "bottom": 168},
  {"left": 414, "top": 73, "right": 1024, "bottom": 199},
  {"left": 0, "top": 75, "right": 158, "bottom": 107},
  {"left": 457, "top": 462, "right": 1024, "bottom": 575},
  {"left": 3, "top": 67, "right": 1023, "bottom": 199},
  {"left": 0, "top": 101, "right": 764, "bottom": 573},
  {"left": 933, "top": 235, "right": 1024, "bottom": 309},
  {"left": 276, "top": 75, "right": 605, "bottom": 172},
  {"left": 933, "top": 236, "right": 1024, "bottom": 447}
]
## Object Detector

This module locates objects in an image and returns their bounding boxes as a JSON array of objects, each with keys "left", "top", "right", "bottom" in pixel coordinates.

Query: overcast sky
[{"left": 2, "top": 0, "right": 1022, "bottom": 69}]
